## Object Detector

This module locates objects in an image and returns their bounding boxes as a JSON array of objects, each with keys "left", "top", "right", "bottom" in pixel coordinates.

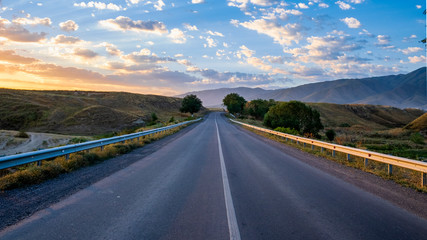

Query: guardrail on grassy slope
[
  {"left": 230, "top": 119, "right": 427, "bottom": 187},
  {"left": 0, "top": 118, "right": 201, "bottom": 170}
]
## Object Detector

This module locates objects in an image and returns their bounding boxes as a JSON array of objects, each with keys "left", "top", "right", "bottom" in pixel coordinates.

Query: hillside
[
  {"left": 405, "top": 113, "right": 427, "bottom": 132},
  {"left": 307, "top": 103, "right": 424, "bottom": 130},
  {"left": 182, "top": 67, "right": 426, "bottom": 109},
  {"left": 0, "top": 89, "right": 191, "bottom": 135}
]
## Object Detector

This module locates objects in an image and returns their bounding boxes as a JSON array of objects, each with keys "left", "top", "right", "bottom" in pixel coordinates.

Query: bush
[
  {"left": 264, "top": 101, "right": 323, "bottom": 135},
  {"left": 15, "top": 131, "right": 29, "bottom": 138},
  {"left": 245, "top": 99, "right": 276, "bottom": 120},
  {"left": 325, "top": 129, "right": 336, "bottom": 141},
  {"left": 339, "top": 123, "right": 351, "bottom": 127},
  {"left": 169, "top": 116, "right": 175, "bottom": 123},
  {"left": 274, "top": 127, "right": 299, "bottom": 135},
  {"left": 410, "top": 132, "right": 424, "bottom": 145}
]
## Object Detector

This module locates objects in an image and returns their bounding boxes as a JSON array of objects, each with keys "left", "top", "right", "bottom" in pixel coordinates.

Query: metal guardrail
[
  {"left": 230, "top": 119, "right": 427, "bottom": 187},
  {"left": 0, "top": 118, "right": 201, "bottom": 170}
]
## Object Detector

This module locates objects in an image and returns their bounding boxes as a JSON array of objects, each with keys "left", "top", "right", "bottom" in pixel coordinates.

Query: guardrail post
[
  {"left": 100, "top": 146, "right": 104, "bottom": 151},
  {"left": 303, "top": 142, "right": 306, "bottom": 148},
  {"left": 347, "top": 154, "right": 351, "bottom": 161},
  {"left": 65, "top": 154, "right": 69, "bottom": 160},
  {"left": 422, "top": 173, "right": 426, "bottom": 188},
  {"left": 332, "top": 150, "right": 335, "bottom": 157},
  {"left": 388, "top": 164, "right": 393, "bottom": 175},
  {"left": 311, "top": 145, "right": 314, "bottom": 150},
  {"left": 37, "top": 161, "right": 42, "bottom": 166},
  {"left": 321, "top": 147, "right": 324, "bottom": 153},
  {"left": 364, "top": 158, "right": 368, "bottom": 168}
]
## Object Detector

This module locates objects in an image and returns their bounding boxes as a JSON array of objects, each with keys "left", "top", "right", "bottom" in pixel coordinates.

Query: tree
[
  {"left": 223, "top": 93, "right": 246, "bottom": 114},
  {"left": 180, "top": 94, "right": 202, "bottom": 116},
  {"left": 245, "top": 99, "right": 276, "bottom": 120},
  {"left": 264, "top": 101, "right": 323, "bottom": 136}
]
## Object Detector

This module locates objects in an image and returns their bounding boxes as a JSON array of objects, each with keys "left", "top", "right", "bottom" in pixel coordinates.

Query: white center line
[{"left": 215, "top": 117, "right": 241, "bottom": 240}]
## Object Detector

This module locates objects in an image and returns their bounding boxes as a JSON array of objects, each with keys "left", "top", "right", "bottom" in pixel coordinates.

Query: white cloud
[
  {"left": 207, "top": 30, "right": 224, "bottom": 37},
  {"left": 348, "top": 0, "right": 364, "bottom": 3},
  {"left": 52, "top": 34, "right": 81, "bottom": 44},
  {"left": 377, "top": 35, "right": 390, "bottom": 45},
  {"left": 297, "top": 3, "right": 309, "bottom": 9},
  {"left": 416, "top": 5, "right": 422, "bottom": 9},
  {"left": 410, "top": 35, "right": 417, "bottom": 39},
  {"left": 203, "top": 36, "right": 217, "bottom": 48},
  {"left": 99, "top": 16, "right": 167, "bottom": 34},
  {"left": 99, "top": 42, "right": 123, "bottom": 56},
  {"left": 183, "top": 23, "right": 198, "bottom": 31},
  {"left": 408, "top": 55, "right": 426, "bottom": 63},
  {"left": 168, "top": 28, "right": 187, "bottom": 44},
  {"left": 154, "top": 0, "right": 165, "bottom": 11},
  {"left": 59, "top": 20, "right": 79, "bottom": 32},
  {"left": 74, "top": 1, "right": 124, "bottom": 11},
  {"left": 0, "top": 17, "right": 47, "bottom": 42},
  {"left": 335, "top": 1, "right": 352, "bottom": 10},
  {"left": 319, "top": 3, "right": 329, "bottom": 8},
  {"left": 341, "top": 17, "right": 361, "bottom": 28},
  {"left": 399, "top": 47, "right": 423, "bottom": 55},
  {"left": 13, "top": 17, "right": 51, "bottom": 26},
  {"left": 239, "top": 19, "right": 302, "bottom": 45},
  {"left": 192, "top": 0, "right": 205, "bottom": 4},
  {"left": 230, "top": 19, "right": 240, "bottom": 27},
  {"left": 73, "top": 48, "right": 98, "bottom": 59},
  {"left": 237, "top": 45, "right": 255, "bottom": 58}
]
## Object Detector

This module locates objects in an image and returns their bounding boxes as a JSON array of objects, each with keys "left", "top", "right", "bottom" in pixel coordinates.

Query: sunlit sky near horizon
[{"left": 0, "top": 0, "right": 425, "bottom": 96}]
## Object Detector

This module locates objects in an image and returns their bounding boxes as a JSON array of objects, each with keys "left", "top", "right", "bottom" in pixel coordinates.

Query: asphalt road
[{"left": 1, "top": 112, "right": 426, "bottom": 240}]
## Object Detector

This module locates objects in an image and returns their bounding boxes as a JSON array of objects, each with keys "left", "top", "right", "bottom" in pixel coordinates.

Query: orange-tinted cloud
[{"left": 0, "top": 50, "right": 39, "bottom": 64}]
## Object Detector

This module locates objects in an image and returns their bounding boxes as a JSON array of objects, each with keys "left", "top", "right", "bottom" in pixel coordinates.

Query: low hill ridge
[
  {"left": 0, "top": 90, "right": 186, "bottom": 135},
  {"left": 181, "top": 67, "right": 426, "bottom": 109}
]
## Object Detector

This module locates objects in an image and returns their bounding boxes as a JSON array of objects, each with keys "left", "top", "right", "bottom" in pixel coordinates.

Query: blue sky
[{"left": 0, "top": 0, "right": 425, "bottom": 95}]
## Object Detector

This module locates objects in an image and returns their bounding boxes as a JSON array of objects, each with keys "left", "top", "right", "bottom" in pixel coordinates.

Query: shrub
[
  {"left": 325, "top": 129, "right": 336, "bottom": 141},
  {"left": 339, "top": 123, "right": 351, "bottom": 127},
  {"left": 274, "top": 127, "right": 299, "bottom": 135},
  {"left": 410, "top": 132, "right": 424, "bottom": 145},
  {"left": 169, "top": 116, "right": 175, "bottom": 123},
  {"left": 245, "top": 99, "right": 276, "bottom": 120},
  {"left": 264, "top": 101, "right": 323, "bottom": 135}
]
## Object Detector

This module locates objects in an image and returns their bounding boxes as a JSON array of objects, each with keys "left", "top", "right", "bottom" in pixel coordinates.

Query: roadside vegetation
[{"left": 222, "top": 93, "right": 426, "bottom": 192}]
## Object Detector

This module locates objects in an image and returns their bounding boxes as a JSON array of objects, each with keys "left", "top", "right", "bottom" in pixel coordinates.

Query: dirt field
[{"left": 0, "top": 130, "right": 89, "bottom": 156}]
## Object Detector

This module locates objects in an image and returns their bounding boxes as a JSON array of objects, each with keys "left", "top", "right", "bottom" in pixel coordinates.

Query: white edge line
[{"left": 215, "top": 117, "right": 241, "bottom": 240}]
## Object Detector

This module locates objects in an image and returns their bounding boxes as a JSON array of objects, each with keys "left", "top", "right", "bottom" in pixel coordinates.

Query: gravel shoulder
[
  {"left": 237, "top": 124, "right": 427, "bottom": 220},
  {"left": 0, "top": 122, "right": 200, "bottom": 231}
]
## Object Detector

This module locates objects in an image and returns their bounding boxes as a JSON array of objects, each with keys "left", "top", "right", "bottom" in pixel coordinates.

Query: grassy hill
[
  {"left": 405, "top": 113, "right": 427, "bottom": 132},
  {"left": 308, "top": 103, "right": 424, "bottom": 130},
  {"left": 0, "top": 89, "right": 198, "bottom": 135}
]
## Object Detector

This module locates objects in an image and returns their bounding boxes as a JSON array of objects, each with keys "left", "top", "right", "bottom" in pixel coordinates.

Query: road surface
[{"left": 1, "top": 112, "right": 426, "bottom": 239}]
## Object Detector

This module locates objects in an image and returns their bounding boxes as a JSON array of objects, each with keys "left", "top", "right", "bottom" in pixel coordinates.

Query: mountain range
[{"left": 179, "top": 67, "right": 426, "bottom": 109}]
